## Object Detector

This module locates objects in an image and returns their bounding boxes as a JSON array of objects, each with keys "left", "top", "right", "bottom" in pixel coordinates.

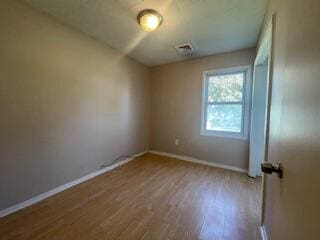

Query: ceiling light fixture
[{"left": 137, "top": 9, "right": 163, "bottom": 32}]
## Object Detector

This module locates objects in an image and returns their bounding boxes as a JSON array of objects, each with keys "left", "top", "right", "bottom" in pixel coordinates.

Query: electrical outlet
[{"left": 175, "top": 138, "right": 179, "bottom": 145}]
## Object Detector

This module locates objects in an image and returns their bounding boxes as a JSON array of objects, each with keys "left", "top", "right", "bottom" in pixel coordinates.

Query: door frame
[
  {"left": 249, "top": 16, "right": 274, "bottom": 177},
  {"left": 250, "top": 14, "right": 276, "bottom": 227},
  {"left": 249, "top": 56, "right": 269, "bottom": 177}
]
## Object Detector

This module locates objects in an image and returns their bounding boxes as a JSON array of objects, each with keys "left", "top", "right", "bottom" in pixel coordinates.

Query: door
[{"left": 260, "top": 0, "right": 320, "bottom": 239}]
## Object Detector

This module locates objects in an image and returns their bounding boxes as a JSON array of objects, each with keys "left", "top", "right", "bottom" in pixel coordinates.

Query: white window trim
[{"left": 200, "top": 65, "right": 252, "bottom": 140}]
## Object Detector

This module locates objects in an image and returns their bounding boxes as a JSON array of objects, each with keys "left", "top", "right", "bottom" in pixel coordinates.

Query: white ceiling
[{"left": 25, "top": 0, "right": 267, "bottom": 66}]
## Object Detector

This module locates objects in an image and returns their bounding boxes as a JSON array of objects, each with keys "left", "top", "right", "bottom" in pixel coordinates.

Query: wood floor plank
[{"left": 0, "top": 153, "right": 261, "bottom": 240}]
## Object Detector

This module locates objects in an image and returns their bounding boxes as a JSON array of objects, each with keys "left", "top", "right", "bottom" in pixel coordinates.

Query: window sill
[{"left": 200, "top": 131, "right": 248, "bottom": 140}]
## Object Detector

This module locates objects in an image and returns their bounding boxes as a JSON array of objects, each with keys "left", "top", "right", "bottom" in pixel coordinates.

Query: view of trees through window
[{"left": 206, "top": 72, "right": 244, "bottom": 133}]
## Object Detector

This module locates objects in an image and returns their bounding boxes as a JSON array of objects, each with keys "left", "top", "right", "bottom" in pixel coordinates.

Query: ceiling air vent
[{"left": 174, "top": 43, "right": 194, "bottom": 55}]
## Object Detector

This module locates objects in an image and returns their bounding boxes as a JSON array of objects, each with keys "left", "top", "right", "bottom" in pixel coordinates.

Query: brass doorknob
[{"left": 261, "top": 162, "right": 283, "bottom": 178}]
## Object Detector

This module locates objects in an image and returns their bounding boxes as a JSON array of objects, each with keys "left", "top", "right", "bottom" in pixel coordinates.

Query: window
[{"left": 201, "top": 66, "right": 251, "bottom": 139}]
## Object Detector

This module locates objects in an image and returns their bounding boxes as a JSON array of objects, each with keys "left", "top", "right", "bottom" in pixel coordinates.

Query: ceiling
[{"left": 24, "top": 0, "right": 267, "bottom": 66}]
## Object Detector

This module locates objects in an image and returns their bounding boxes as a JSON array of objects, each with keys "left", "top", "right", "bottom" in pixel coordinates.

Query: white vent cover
[{"left": 174, "top": 43, "right": 194, "bottom": 55}]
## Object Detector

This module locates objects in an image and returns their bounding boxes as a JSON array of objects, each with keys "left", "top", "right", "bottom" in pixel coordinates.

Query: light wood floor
[{"left": 0, "top": 154, "right": 261, "bottom": 240}]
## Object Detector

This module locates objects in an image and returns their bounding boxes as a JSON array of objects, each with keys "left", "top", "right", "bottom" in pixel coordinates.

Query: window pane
[
  {"left": 206, "top": 104, "right": 242, "bottom": 132},
  {"left": 208, "top": 72, "right": 244, "bottom": 102}
]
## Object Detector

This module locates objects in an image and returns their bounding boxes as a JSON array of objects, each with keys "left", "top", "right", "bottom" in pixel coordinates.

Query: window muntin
[{"left": 201, "top": 68, "right": 249, "bottom": 138}]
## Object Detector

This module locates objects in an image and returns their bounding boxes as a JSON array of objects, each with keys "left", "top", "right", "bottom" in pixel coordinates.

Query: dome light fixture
[{"left": 137, "top": 9, "right": 163, "bottom": 32}]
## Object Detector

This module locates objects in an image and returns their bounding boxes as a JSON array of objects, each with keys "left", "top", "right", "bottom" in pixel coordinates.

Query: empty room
[{"left": 0, "top": 0, "right": 319, "bottom": 240}]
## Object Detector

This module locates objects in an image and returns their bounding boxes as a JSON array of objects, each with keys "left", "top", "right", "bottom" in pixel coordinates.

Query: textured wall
[
  {"left": 0, "top": 0, "right": 149, "bottom": 210},
  {"left": 149, "top": 48, "right": 256, "bottom": 169}
]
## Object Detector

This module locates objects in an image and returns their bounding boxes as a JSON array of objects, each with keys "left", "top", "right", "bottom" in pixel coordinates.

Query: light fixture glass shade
[{"left": 137, "top": 9, "right": 163, "bottom": 32}]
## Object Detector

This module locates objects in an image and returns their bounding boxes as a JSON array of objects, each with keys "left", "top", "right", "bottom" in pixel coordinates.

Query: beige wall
[
  {"left": 0, "top": 0, "right": 149, "bottom": 210},
  {"left": 260, "top": 0, "right": 320, "bottom": 239},
  {"left": 150, "top": 49, "right": 256, "bottom": 169}
]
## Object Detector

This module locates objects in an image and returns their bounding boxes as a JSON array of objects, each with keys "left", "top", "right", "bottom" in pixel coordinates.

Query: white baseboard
[
  {"left": 0, "top": 151, "right": 147, "bottom": 218},
  {"left": 0, "top": 150, "right": 246, "bottom": 218},
  {"left": 148, "top": 150, "right": 248, "bottom": 173},
  {"left": 260, "top": 225, "right": 268, "bottom": 240}
]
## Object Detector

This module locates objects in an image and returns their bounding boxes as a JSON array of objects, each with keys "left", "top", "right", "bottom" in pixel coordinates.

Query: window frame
[{"left": 200, "top": 65, "right": 251, "bottom": 139}]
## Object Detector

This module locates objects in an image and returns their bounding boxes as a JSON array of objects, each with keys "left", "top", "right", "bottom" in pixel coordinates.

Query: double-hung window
[{"left": 201, "top": 66, "right": 250, "bottom": 139}]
